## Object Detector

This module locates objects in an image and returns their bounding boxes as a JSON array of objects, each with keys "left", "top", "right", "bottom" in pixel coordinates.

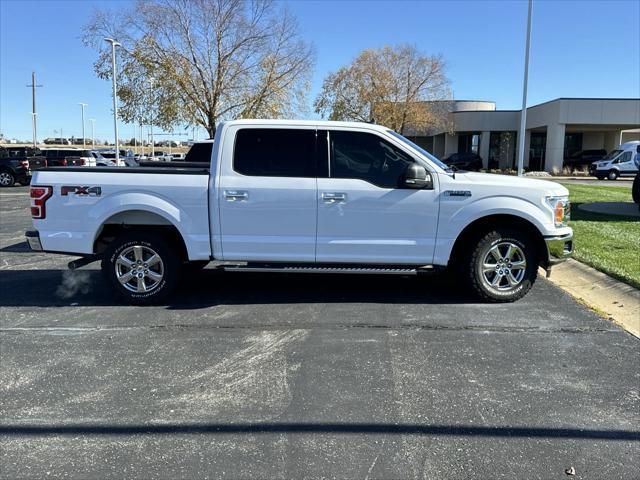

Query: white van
[{"left": 590, "top": 141, "right": 640, "bottom": 180}]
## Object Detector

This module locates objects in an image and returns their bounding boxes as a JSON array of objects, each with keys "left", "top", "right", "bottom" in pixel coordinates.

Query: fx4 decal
[{"left": 61, "top": 186, "right": 102, "bottom": 197}]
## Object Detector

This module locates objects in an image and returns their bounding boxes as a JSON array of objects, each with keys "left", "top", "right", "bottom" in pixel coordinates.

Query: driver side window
[
  {"left": 619, "top": 151, "right": 632, "bottom": 163},
  {"left": 329, "top": 131, "right": 414, "bottom": 188}
]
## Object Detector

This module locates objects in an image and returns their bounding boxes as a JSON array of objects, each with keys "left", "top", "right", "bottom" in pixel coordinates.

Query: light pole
[
  {"left": 148, "top": 77, "right": 155, "bottom": 158},
  {"left": 104, "top": 38, "right": 121, "bottom": 166},
  {"left": 516, "top": 0, "right": 533, "bottom": 176},
  {"left": 79, "top": 103, "right": 87, "bottom": 148},
  {"left": 89, "top": 119, "right": 96, "bottom": 148}
]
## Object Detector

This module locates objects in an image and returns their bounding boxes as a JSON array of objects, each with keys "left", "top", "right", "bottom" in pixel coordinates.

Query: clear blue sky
[{"left": 1, "top": 0, "right": 639, "bottom": 142}]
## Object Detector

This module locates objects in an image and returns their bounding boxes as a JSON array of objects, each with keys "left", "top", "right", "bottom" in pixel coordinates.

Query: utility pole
[
  {"left": 516, "top": 0, "right": 533, "bottom": 176},
  {"left": 89, "top": 119, "right": 96, "bottom": 148},
  {"left": 79, "top": 103, "right": 87, "bottom": 148},
  {"left": 104, "top": 38, "right": 121, "bottom": 165},
  {"left": 148, "top": 77, "right": 155, "bottom": 158},
  {"left": 26, "top": 71, "right": 43, "bottom": 147}
]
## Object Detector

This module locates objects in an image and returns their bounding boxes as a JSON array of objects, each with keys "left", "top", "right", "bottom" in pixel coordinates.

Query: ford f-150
[{"left": 25, "top": 120, "right": 573, "bottom": 304}]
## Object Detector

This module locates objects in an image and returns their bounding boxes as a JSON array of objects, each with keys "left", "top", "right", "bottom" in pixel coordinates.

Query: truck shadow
[{"left": 0, "top": 268, "right": 473, "bottom": 308}]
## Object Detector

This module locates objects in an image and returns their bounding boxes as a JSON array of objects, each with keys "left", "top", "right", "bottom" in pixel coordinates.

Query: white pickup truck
[{"left": 26, "top": 120, "right": 573, "bottom": 304}]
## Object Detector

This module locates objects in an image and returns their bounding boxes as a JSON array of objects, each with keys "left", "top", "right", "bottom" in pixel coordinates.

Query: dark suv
[
  {"left": 564, "top": 149, "right": 606, "bottom": 168},
  {"left": 0, "top": 146, "right": 46, "bottom": 187},
  {"left": 443, "top": 152, "right": 484, "bottom": 171}
]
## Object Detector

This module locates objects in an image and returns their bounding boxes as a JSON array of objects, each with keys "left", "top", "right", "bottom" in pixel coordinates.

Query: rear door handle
[
  {"left": 224, "top": 190, "right": 248, "bottom": 201},
  {"left": 322, "top": 192, "right": 346, "bottom": 203}
]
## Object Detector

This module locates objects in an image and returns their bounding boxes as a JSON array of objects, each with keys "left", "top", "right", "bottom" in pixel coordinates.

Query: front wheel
[
  {"left": 464, "top": 229, "right": 538, "bottom": 302},
  {"left": 102, "top": 232, "right": 179, "bottom": 305},
  {"left": 607, "top": 169, "right": 619, "bottom": 181}
]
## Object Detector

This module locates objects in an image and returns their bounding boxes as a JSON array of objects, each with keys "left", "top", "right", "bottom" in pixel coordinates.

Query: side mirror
[{"left": 402, "top": 164, "right": 433, "bottom": 189}]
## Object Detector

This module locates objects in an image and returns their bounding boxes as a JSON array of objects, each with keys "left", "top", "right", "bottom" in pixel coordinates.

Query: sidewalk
[{"left": 545, "top": 259, "right": 640, "bottom": 337}]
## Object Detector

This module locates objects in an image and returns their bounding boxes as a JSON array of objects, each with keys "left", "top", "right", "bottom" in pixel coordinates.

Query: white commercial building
[{"left": 408, "top": 98, "right": 640, "bottom": 172}]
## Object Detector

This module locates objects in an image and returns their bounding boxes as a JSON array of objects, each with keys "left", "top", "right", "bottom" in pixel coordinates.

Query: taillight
[
  {"left": 61, "top": 158, "right": 68, "bottom": 166},
  {"left": 30, "top": 186, "right": 53, "bottom": 219},
  {"left": 20, "top": 160, "right": 29, "bottom": 169},
  {"left": 80, "top": 159, "right": 86, "bottom": 166}
]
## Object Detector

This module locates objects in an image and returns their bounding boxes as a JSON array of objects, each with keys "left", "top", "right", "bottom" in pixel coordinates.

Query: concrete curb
[{"left": 543, "top": 259, "right": 640, "bottom": 338}]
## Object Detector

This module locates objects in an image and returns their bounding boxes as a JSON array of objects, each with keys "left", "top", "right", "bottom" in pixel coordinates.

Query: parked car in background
[
  {"left": 170, "top": 153, "right": 186, "bottom": 161},
  {"left": 91, "top": 151, "right": 116, "bottom": 167},
  {"left": 590, "top": 141, "right": 640, "bottom": 180},
  {"left": 43, "top": 137, "right": 72, "bottom": 145},
  {"left": 40, "top": 149, "right": 96, "bottom": 167},
  {"left": 0, "top": 146, "right": 46, "bottom": 187},
  {"left": 443, "top": 152, "right": 484, "bottom": 171},
  {"left": 564, "top": 149, "right": 606, "bottom": 168},
  {"left": 96, "top": 149, "right": 138, "bottom": 167}
]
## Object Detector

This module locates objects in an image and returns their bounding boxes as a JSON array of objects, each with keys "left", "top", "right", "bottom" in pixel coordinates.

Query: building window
[
  {"left": 563, "top": 133, "right": 583, "bottom": 159},
  {"left": 458, "top": 133, "right": 481, "bottom": 154}
]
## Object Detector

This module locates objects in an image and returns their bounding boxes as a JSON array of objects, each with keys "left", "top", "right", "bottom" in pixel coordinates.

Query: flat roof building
[{"left": 407, "top": 98, "right": 640, "bottom": 172}]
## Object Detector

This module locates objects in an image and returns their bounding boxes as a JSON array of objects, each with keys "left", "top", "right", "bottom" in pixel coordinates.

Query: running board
[{"left": 222, "top": 264, "right": 437, "bottom": 275}]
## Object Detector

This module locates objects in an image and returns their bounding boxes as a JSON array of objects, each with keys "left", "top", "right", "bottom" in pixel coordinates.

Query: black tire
[
  {"left": 607, "top": 169, "right": 619, "bottom": 181},
  {"left": 101, "top": 232, "right": 179, "bottom": 305},
  {"left": 463, "top": 228, "right": 538, "bottom": 302},
  {"left": 0, "top": 170, "right": 15, "bottom": 187},
  {"left": 632, "top": 174, "right": 640, "bottom": 205}
]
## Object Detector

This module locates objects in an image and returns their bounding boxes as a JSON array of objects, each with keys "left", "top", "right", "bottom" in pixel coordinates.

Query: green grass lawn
[{"left": 561, "top": 183, "right": 640, "bottom": 289}]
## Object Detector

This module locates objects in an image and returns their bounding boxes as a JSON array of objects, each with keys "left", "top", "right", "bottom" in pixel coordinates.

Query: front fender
[{"left": 434, "top": 195, "right": 554, "bottom": 266}]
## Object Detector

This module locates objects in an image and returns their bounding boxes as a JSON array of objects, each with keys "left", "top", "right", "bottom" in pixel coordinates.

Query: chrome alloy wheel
[
  {"left": 115, "top": 245, "right": 164, "bottom": 293},
  {"left": 481, "top": 241, "right": 527, "bottom": 291},
  {"left": 0, "top": 172, "right": 13, "bottom": 186}
]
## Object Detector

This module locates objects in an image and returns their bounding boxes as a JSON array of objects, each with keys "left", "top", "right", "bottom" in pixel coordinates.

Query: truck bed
[{"left": 41, "top": 166, "right": 210, "bottom": 174}]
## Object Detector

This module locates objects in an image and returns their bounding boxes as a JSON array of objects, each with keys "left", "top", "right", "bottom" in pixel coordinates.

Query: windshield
[
  {"left": 603, "top": 150, "right": 622, "bottom": 160},
  {"left": 386, "top": 130, "right": 451, "bottom": 171}
]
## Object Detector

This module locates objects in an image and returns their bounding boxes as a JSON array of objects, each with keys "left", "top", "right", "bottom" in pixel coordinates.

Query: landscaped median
[{"left": 561, "top": 183, "right": 640, "bottom": 289}]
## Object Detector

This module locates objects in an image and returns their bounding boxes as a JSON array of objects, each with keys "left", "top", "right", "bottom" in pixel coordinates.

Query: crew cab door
[
  {"left": 217, "top": 126, "right": 319, "bottom": 262},
  {"left": 316, "top": 129, "right": 439, "bottom": 264}
]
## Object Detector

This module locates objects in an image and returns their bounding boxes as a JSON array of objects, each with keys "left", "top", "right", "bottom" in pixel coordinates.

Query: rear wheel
[
  {"left": 0, "top": 171, "right": 15, "bottom": 187},
  {"left": 102, "top": 232, "right": 179, "bottom": 305},
  {"left": 607, "top": 169, "right": 619, "bottom": 181},
  {"left": 463, "top": 228, "right": 538, "bottom": 302}
]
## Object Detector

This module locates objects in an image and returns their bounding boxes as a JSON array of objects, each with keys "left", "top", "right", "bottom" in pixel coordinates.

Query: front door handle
[
  {"left": 224, "top": 190, "right": 248, "bottom": 201},
  {"left": 322, "top": 192, "right": 346, "bottom": 203}
]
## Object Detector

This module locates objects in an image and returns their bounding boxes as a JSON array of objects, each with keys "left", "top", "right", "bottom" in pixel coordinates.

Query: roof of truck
[{"left": 220, "top": 119, "right": 388, "bottom": 131}]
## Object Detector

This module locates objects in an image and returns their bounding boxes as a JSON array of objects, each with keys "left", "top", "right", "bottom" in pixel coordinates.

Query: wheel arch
[
  {"left": 93, "top": 209, "right": 188, "bottom": 263},
  {"left": 449, "top": 214, "right": 548, "bottom": 269}
]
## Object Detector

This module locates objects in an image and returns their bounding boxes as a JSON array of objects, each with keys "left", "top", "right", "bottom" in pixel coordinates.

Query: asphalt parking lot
[{"left": 1, "top": 185, "right": 639, "bottom": 479}]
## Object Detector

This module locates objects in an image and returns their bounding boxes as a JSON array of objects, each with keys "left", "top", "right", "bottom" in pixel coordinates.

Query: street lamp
[
  {"left": 79, "top": 103, "right": 87, "bottom": 148},
  {"left": 104, "top": 38, "right": 121, "bottom": 166},
  {"left": 89, "top": 119, "right": 96, "bottom": 148},
  {"left": 516, "top": 0, "right": 533, "bottom": 176}
]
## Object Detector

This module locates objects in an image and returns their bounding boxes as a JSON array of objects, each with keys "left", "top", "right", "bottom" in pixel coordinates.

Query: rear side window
[
  {"left": 185, "top": 142, "right": 213, "bottom": 163},
  {"left": 234, "top": 128, "right": 316, "bottom": 177}
]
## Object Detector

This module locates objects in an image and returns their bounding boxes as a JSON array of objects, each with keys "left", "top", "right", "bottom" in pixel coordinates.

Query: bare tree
[
  {"left": 83, "top": 0, "right": 314, "bottom": 137},
  {"left": 314, "top": 45, "right": 452, "bottom": 135}
]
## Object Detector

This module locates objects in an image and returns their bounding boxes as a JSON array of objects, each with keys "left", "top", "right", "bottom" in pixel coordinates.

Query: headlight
[{"left": 545, "top": 196, "right": 570, "bottom": 227}]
